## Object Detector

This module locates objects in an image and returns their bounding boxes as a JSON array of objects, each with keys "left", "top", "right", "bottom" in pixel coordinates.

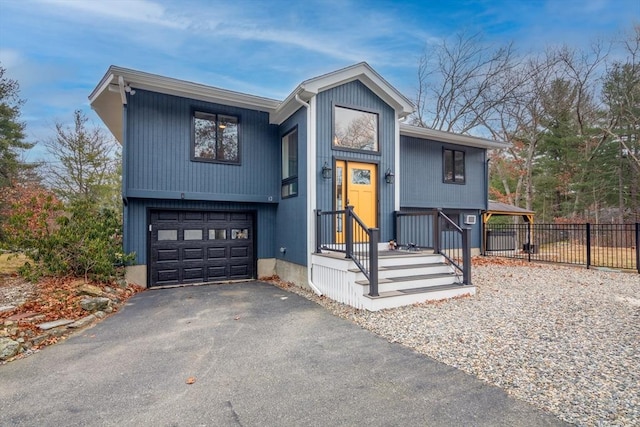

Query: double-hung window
[
  {"left": 192, "top": 111, "right": 239, "bottom": 163},
  {"left": 281, "top": 128, "right": 298, "bottom": 198},
  {"left": 443, "top": 148, "right": 465, "bottom": 184}
]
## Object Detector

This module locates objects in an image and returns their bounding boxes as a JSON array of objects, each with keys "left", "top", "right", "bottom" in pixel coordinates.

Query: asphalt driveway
[{"left": 0, "top": 281, "right": 566, "bottom": 426}]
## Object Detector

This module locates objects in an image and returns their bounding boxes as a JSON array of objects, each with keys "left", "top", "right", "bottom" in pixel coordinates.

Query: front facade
[{"left": 89, "top": 63, "right": 506, "bottom": 308}]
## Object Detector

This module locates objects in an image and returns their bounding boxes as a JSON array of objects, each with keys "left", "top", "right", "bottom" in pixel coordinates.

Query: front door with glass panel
[{"left": 335, "top": 160, "right": 377, "bottom": 242}]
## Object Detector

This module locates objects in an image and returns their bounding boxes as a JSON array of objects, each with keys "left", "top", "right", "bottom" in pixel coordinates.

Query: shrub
[{"left": 4, "top": 197, "right": 135, "bottom": 282}]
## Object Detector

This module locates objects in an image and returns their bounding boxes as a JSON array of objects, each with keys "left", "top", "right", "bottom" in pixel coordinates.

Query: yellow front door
[{"left": 335, "top": 160, "right": 377, "bottom": 242}]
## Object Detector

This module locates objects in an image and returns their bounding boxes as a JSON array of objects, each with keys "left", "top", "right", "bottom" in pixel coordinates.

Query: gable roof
[
  {"left": 271, "top": 62, "right": 414, "bottom": 124},
  {"left": 89, "top": 62, "right": 415, "bottom": 143}
]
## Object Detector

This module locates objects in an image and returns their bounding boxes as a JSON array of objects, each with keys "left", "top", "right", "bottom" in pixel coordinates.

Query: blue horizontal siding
[{"left": 125, "top": 89, "right": 280, "bottom": 201}]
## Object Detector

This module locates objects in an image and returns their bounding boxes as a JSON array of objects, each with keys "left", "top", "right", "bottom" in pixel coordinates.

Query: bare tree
[
  {"left": 489, "top": 52, "right": 559, "bottom": 211},
  {"left": 413, "top": 31, "right": 519, "bottom": 135}
]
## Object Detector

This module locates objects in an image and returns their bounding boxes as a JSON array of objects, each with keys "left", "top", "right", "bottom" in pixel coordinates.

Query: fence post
[
  {"left": 368, "top": 228, "right": 379, "bottom": 297},
  {"left": 527, "top": 222, "right": 532, "bottom": 263},
  {"left": 393, "top": 211, "right": 399, "bottom": 245},
  {"left": 314, "top": 209, "right": 322, "bottom": 253},
  {"left": 462, "top": 226, "right": 472, "bottom": 286},
  {"left": 636, "top": 223, "right": 640, "bottom": 274},
  {"left": 586, "top": 223, "right": 591, "bottom": 269},
  {"left": 345, "top": 206, "right": 353, "bottom": 259},
  {"left": 433, "top": 209, "right": 441, "bottom": 253}
]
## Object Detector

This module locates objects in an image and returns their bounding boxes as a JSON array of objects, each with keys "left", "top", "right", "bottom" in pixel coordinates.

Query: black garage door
[{"left": 149, "top": 210, "right": 255, "bottom": 286}]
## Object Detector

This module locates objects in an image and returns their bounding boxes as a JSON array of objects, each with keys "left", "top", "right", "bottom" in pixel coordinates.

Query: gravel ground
[{"left": 274, "top": 264, "right": 640, "bottom": 426}]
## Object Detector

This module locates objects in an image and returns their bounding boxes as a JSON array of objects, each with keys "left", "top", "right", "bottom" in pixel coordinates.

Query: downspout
[{"left": 294, "top": 92, "right": 323, "bottom": 296}]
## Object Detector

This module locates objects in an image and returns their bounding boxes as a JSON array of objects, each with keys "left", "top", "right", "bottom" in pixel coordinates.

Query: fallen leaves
[
  {"left": 472, "top": 256, "right": 533, "bottom": 267},
  {"left": 186, "top": 377, "right": 196, "bottom": 384},
  {"left": 1, "top": 275, "right": 144, "bottom": 350}
]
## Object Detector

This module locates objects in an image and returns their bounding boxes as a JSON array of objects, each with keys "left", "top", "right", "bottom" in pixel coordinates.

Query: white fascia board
[
  {"left": 303, "top": 63, "right": 414, "bottom": 115},
  {"left": 89, "top": 65, "right": 284, "bottom": 144},
  {"left": 271, "top": 62, "right": 415, "bottom": 125},
  {"left": 111, "top": 66, "right": 281, "bottom": 113},
  {"left": 270, "top": 86, "right": 315, "bottom": 124},
  {"left": 399, "top": 123, "right": 510, "bottom": 149}
]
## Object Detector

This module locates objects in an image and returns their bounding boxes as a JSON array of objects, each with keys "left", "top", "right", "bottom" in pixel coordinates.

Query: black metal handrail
[
  {"left": 394, "top": 209, "right": 472, "bottom": 285},
  {"left": 315, "top": 206, "right": 379, "bottom": 296}
]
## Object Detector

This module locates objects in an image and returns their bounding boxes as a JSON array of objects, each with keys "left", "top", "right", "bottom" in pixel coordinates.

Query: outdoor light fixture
[
  {"left": 321, "top": 162, "right": 332, "bottom": 179},
  {"left": 385, "top": 168, "right": 395, "bottom": 184}
]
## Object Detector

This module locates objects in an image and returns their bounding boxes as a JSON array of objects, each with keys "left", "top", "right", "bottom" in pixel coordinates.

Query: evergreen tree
[
  {"left": 43, "top": 110, "right": 121, "bottom": 208},
  {"left": 0, "top": 65, "right": 32, "bottom": 187}
]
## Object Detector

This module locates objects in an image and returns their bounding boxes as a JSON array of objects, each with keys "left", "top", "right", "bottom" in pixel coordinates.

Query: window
[
  {"left": 208, "top": 229, "right": 227, "bottom": 240},
  {"left": 443, "top": 148, "right": 465, "bottom": 184},
  {"left": 333, "top": 106, "right": 378, "bottom": 152},
  {"left": 281, "top": 128, "right": 298, "bottom": 198},
  {"left": 193, "top": 111, "right": 239, "bottom": 163},
  {"left": 158, "top": 230, "right": 178, "bottom": 241},
  {"left": 232, "top": 229, "right": 249, "bottom": 239}
]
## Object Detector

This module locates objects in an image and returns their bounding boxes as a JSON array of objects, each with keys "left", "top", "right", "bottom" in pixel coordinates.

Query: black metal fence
[{"left": 485, "top": 222, "right": 640, "bottom": 272}]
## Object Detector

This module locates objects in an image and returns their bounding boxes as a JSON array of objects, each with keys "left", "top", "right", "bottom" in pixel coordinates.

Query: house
[{"left": 89, "top": 62, "right": 507, "bottom": 310}]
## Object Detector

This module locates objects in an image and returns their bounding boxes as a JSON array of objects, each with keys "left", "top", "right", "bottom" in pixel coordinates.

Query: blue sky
[{"left": 0, "top": 0, "right": 638, "bottom": 161}]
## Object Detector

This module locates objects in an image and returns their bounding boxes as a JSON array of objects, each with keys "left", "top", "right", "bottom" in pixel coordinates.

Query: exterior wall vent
[{"left": 464, "top": 215, "right": 477, "bottom": 225}]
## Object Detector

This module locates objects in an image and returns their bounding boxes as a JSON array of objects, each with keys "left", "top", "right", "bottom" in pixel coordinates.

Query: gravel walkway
[{"left": 275, "top": 264, "right": 640, "bottom": 426}]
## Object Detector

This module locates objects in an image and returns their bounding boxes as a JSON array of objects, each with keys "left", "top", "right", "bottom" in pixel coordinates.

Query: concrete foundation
[
  {"left": 275, "top": 259, "right": 310, "bottom": 290},
  {"left": 257, "top": 258, "right": 277, "bottom": 278},
  {"left": 125, "top": 265, "right": 148, "bottom": 288}
]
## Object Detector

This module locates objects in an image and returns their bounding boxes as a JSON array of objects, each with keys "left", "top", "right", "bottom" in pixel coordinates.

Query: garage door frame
[{"left": 147, "top": 208, "right": 257, "bottom": 287}]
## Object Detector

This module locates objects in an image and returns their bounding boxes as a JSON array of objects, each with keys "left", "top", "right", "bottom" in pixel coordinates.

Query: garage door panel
[
  {"left": 156, "top": 211, "right": 179, "bottom": 221},
  {"left": 229, "top": 264, "right": 249, "bottom": 277},
  {"left": 157, "top": 249, "right": 179, "bottom": 262},
  {"left": 230, "top": 246, "right": 249, "bottom": 258},
  {"left": 183, "top": 267, "right": 205, "bottom": 281},
  {"left": 207, "top": 212, "right": 226, "bottom": 221},
  {"left": 207, "top": 266, "right": 227, "bottom": 278},
  {"left": 156, "top": 269, "right": 179, "bottom": 285},
  {"left": 183, "top": 211, "right": 204, "bottom": 221},
  {"left": 150, "top": 210, "right": 255, "bottom": 287},
  {"left": 183, "top": 248, "right": 204, "bottom": 260},
  {"left": 207, "top": 247, "right": 227, "bottom": 259}
]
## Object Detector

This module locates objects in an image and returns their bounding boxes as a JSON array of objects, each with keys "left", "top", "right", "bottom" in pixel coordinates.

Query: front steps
[{"left": 311, "top": 250, "right": 475, "bottom": 311}]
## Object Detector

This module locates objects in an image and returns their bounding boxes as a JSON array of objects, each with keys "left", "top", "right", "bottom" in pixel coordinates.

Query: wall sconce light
[
  {"left": 321, "top": 162, "right": 332, "bottom": 179},
  {"left": 385, "top": 168, "right": 395, "bottom": 184}
]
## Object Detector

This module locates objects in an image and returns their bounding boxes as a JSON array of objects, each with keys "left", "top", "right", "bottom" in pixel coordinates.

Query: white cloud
[
  {"left": 0, "top": 48, "right": 23, "bottom": 69},
  {"left": 39, "top": 0, "right": 190, "bottom": 29}
]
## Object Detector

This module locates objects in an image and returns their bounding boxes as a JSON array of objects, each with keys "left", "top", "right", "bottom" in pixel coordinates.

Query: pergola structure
[{"left": 482, "top": 201, "right": 535, "bottom": 254}]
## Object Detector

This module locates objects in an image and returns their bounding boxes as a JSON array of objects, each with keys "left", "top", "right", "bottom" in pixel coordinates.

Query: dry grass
[
  {"left": 535, "top": 242, "right": 637, "bottom": 269},
  {"left": 0, "top": 253, "right": 28, "bottom": 275}
]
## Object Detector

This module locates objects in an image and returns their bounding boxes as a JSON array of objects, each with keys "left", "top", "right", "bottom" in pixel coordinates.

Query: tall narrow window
[
  {"left": 443, "top": 148, "right": 465, "bottom": 184},
  {"left": 281, "top": 128, "right": 298, "bottom": 198},
  {"left": 193, "top": 111, "right": 239, "bottom": 163}
]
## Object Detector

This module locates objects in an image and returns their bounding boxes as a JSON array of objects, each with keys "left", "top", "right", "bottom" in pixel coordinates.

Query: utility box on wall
[{"left": 486, "top": 230, "right": 516, "bottom": 251}]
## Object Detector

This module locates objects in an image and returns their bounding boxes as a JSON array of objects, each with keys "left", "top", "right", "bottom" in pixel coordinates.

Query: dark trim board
[{"left": 146, "top": 208, "right": 258, "bottom": 287}]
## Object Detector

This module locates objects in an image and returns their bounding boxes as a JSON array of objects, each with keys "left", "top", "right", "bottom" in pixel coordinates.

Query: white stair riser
[
  {"left": 378, "top": 255, "right": 444, "bottom": 268},
  {"left": 363, "top": 287, "right": 476, "bottom": 311},
  {"left": 363, "top": 275, "right": 460, "bottom": 293},
  {"left": 353, "top": 265, "right": 453, "bottom": 281}
]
